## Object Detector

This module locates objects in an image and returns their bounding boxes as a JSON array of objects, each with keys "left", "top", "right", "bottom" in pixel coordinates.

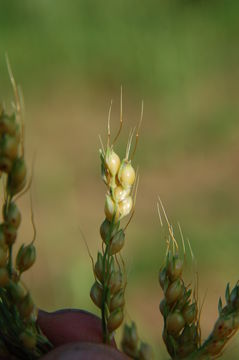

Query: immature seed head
[{"left": 16, "top": 244, "right": 36, "bottom": 273}]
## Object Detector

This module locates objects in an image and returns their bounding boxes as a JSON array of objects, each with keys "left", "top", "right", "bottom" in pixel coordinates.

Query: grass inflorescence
[{"left": 0, "top": 65, "right": 52, "bottom": 359}]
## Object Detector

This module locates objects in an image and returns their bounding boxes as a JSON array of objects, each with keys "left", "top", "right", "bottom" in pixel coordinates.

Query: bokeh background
[{"left": 0, "top": 1, "right": 239, "bottom": 358}]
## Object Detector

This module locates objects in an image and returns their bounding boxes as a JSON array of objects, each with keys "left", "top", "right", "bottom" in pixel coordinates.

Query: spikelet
[
  {"left": 91, "top": 93, "right": 140, "bottom": 344},
  {"left": 121, "top": 322, "right": 154, "bottom": 360},
  {"left": 0, "top": 60, "right": 52, "bottom": 359}
]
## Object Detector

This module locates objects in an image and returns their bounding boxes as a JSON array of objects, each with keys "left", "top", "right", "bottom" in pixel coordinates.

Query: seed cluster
[
  {"left": 90, "top": 135, "right": 136, "bottom": 343},
  {"left": 197, "top": 283, "right": 239, "bottom": 358},
  {"left": 0, "top": 105, "right": 52, "bottom": 359},
  {"left": 159, "top": 251, "right": 200, "bottom": 359},
  {"left": 103, "top": 148, "right": 135, "bottom": 222},
  {"left": 121, "top": 322, "right": 153, "bottom": 360}
]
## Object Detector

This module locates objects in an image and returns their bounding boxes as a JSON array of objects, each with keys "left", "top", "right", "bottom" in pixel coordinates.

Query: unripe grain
[
  {"left": 165, "top": 279, "right": 183, "bottom": 304},
  {"left": 109, "top": 230, "right": 125, "bottom": 255},
  {"left": 16, "top": 243, "right": 36, "bottom": 273},
  {"left": 3, "top": 202, "right": 21, "bottom": 228},
  {"left": 166, "top": 311, "right": 185, "bottom": 335},
  {"left": 90, "top": 281, "right": 103, "bottom": 309},
  {"left": 110, "top": 289, "right": 125, "bottom": 312},
  {"left": 118, "top": 196, "right": 133, "bottom": 219},
  {"left": 107, "top": 308, "right": 124, "bottom": 332},
  {"left": 118, "top": 163, "right": 135, "bottom": 188},
  {"left": 168, "top": 258, "right": 183, "bottom": 281},
  {"left": 104, "top": 195, "right": 120, "bottom": 222}
]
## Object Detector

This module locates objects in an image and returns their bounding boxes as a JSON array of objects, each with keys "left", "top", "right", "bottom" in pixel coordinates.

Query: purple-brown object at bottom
[
  {"left": 41, "top": 342, "right": 130, "bottom": 360},
  {"left": 37, "top": 309, "right": 116, "bottom": 348}
]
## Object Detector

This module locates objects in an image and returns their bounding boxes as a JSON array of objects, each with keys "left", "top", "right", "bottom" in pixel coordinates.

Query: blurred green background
[{"left": 1, "top": 1, "right": 239, "bottom": 358}]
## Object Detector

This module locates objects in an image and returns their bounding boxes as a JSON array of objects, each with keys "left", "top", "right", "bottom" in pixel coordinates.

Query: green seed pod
[
  {"left": 107, "top": 308, "right": 124, "bottom": 332},
  {"left": 109, "top": 270, "right": 124, "bottom": 294},
  {"left": 18, "top": 292, "right": 35, "bottom": 319},
  {"left": 166, "top": 311, "right": 185, "bottom": 335},
  {"left": 0, "top": 156, "right": 12, "bottom": 173},
  {"left": 8, "top": 157, "right": 27, "bottom": 195},
  {"left": 16, "top": 243, "right": 36, "bottom": 273},
  {"left": 94, "top": 252, "right": 104, "bottom": 282},
  {"left": 0, "top": 247, "right": 8, "bottom": 267},
  {"left": 19, "top": 330, "right": 37, "bottom": 350},
  {"left": 110, "top": 289, "right": 125, "bottom": 312},
  {"left": 165, "top": 279, "right": 183, "bottom": 305},
  {"left": 4, "top": 223, "right": 17, "bottom": 245},
  {"left": 182, "top": 303, "right": 197, "bottom": 324},
  {"left": 138, "top": 342, "right": 154, "bottom": 360},
  {"left": 0, "top": 268, "right": 9, "bottom": 287},
  {"left": 3, "top": 202, "right": 21, "bottom": 228},
  {"left": 90, "top": 281, "right": 103, "bottom": 309},
  {"left": 7, "top": 280, "right": 27, "bottom": 303},
  {"left": 0, "top": 113, "right": 17, "bottom": 136},
  {"left": 0, "top": 134, "right": 18, "bottom": 160},
  {"left": 167, "top": 257, "right": 183, "bottom": 281},
  {"left": 109, "top": 229, "right": 125, "bottom": 255}
]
